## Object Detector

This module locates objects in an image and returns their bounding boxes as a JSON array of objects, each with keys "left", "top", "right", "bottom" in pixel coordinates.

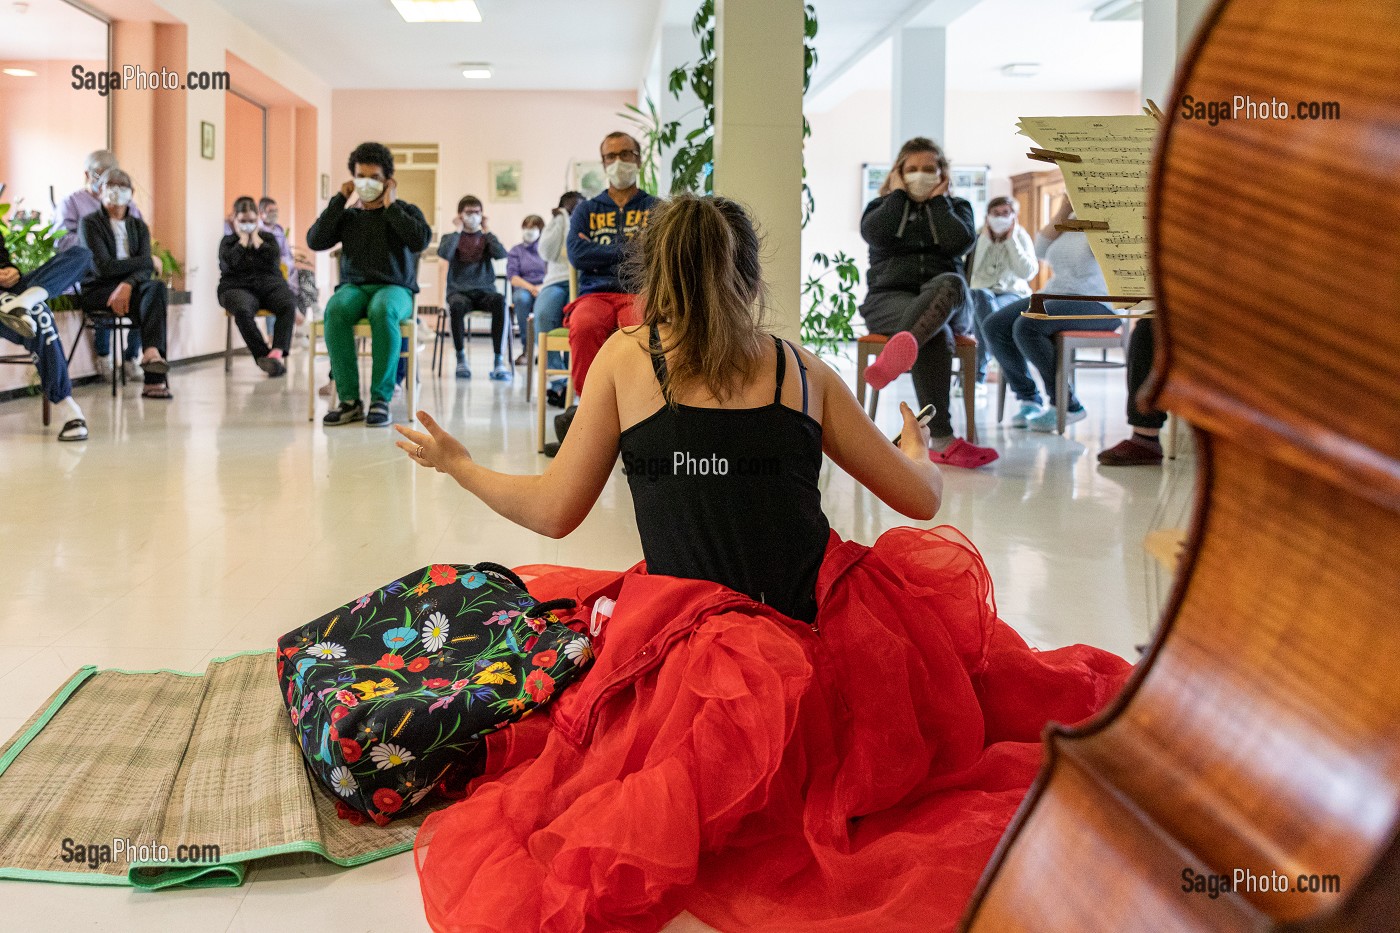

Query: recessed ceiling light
[
  {"left": 391, "top": 0, "right": 481, "bottom": 23},
  {"left": 1091, "top": 0, "right": 1143, "bottom": 21},
  {"left": 1000, "top": 63, "right": 1041, "bottom": 78},
  {"left": 461, "top": 65, "right": 491, "bottom": 79},
  {"left": 3, "top": 68, "right": 38, "bottom": 77}
]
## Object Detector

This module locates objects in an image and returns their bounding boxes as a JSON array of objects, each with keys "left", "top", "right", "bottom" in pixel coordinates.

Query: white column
[
  {"left": 891, "top": 26, "right": 948, "bottom": 155},
  {"left": 1142, "top": 0, "right": 1213, "bottom": 105},
  {"left": 713, "top": 0, "right": 806, "bottom": 340}
]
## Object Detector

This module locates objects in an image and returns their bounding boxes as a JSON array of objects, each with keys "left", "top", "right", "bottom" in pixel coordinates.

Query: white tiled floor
[{"left": 0, "top": 338, "right": 1193, "bottom": 931}]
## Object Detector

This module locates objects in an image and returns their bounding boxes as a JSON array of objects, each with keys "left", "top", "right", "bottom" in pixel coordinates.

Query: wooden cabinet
[{"left": 1011, "top": 168, "right": 1067, "bottom": 291}]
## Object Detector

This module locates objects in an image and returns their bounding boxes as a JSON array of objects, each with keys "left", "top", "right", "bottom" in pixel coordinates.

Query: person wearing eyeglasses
[{"left": 551, "top": 132, "right": 659, "bottom": 455}]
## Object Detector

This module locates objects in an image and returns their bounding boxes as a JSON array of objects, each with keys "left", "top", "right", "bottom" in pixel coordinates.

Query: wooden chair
[
  {"left": 854, "top": 332, "right": 980, "bottom": 444},
  {"left": 306, "top": 316, "right": 417, "bottom": 422},
  {"left": 535, "top": 327, "right": 574, "bottom": 453},
  {"left": 224, "top": 310, "right": 277, "bottom": 372},
  {"left": 525, "top": 265, "right": 579, "bottom": 404}
]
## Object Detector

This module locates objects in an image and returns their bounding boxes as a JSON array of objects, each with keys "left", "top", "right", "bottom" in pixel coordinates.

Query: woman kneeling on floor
[
  {"left": 394, "top": 194, "right": 1130, "bottom": 933},
  {"left": 218, "top": 196, "right": 298, "bottom": 377}
]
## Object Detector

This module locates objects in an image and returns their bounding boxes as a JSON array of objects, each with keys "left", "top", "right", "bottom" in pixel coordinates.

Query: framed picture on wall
[
  {"left": 200, "top": 122, "right": 215, "bottom": 160},
  {"left": 489, "top": 161, "right": 522, "bottom": 202},
  {"left": 861, "top": 163, "right": 889, "bottom": 207},
  {"left": 572, "top": 161, "right": 606, "bottom": 199}
]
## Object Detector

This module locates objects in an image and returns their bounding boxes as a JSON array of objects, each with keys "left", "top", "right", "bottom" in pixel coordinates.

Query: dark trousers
[
  {"left": 984, "top": 296, "right": 1118, "bottom": 409},
  {"left": 967, "top": 288, "right": 1022, "bottom": 381},
  {"left": 220, "top": 278, "right": 297, "bottom": 359},
  {"left": 1126, "top": 319, "right": 1167, "bottom": 430},
  {"left": 859, "top": 273, "right": 972, "bottom": 438},
  {"left": 80, "top": 278, "right": 168, "bottom": 384},
  {"left": 1, "top": 304, "right": 71, "bottom": 403},
  {"left": 448, "top": 289, "right": 506, "bottom": 356}
]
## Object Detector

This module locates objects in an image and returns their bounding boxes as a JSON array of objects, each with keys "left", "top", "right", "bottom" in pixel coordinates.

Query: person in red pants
[{"left": 548, "top": 131, "right": 659, "bottom": 456}]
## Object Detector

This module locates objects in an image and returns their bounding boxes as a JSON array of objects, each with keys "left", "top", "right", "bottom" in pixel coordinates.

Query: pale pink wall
[
  {"left": 330, "top": 89, "right": 638, "bottom": 245},
  {"left": 0, "top": 61, "right": 107, "bottom": 217}
]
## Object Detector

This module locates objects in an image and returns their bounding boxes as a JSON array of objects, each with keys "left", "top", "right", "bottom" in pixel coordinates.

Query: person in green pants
[{"left": 307, "top": 141, "right": 432, "bottom": 426}]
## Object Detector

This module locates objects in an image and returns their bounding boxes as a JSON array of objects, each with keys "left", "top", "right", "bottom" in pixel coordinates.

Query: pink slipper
[
  {"left": 864, "top": 331, "right": 919, "bottom": 391},
  {"left": 930, "top": 437, "right": 999, "bottom": 468}
]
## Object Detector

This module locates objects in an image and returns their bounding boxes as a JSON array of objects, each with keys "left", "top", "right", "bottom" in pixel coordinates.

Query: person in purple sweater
[{"left": 506, "top": 214, "right": 547, "bottom": 365}]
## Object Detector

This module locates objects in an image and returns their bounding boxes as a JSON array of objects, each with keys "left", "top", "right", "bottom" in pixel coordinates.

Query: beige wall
[{"left": 330, "top": 89, "right": 637, "bottom": 244}]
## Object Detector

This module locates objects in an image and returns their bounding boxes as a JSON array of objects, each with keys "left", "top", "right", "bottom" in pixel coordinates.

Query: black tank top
[{"left": 619, "top": 325, "right": 830, "bottom": 623}]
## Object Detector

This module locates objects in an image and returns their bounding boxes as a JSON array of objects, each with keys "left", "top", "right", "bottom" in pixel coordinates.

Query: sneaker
[
  {"left": 0, "top": 292, "right": 36, "bottom": 338},
  {"left": 1098, "top": 436, "right": 1163, "bottom": 466},
  {"left": 489, "top": 363, "right": 512, "bottom": 381},
  {"left": 1009, "top": 401, "right": 1043, "bottom": 428},
  {"left": 123, "top": 359, "right": 141, "bottom": 381},
  {"left": 322, "top": 399, "right": 364, "bottom": 426},
  {"left": 975, "top": 382, "right": 988, "bottom": 401},
  {"left": 546, "top": 386, "right": 566, "bottom": 409},
  {"left": 455, "top": 359, "right": 471, "bottom": 380},
  {"left": 365, "top": 401, "right": 392, "bottom": 426},
  {"left": 1028, "top": 406, "right": 1086, "bottom": 433},
  {"left": 554, "top": 404, "right": 577, "bottom": 443},
  {"left": 94, "top": 357, "right": 114, "bottom": 381}
]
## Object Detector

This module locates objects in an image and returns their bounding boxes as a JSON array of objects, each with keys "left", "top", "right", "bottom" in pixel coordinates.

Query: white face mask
[
  {"left": 605, "top": 160, "right": 639, "bottom": 190},
  {"left": 462, "top": 213, "right": 483, "bottom": 232},
  {"left": 903, "top": 170, "right": 940, "bottom": 198},
  {"left": 522, "top": 228, "right": 540, "bottom": 244},
  {"left": 236, "top": 221, "right": 258, "bottom": 234},
  {"left": 987, "top": 215, "right": 1014, "bottom": 234},
  {"left": 103, "top": 187, "right": 133, "bottom": 207},
  {"left": 353, "top": 177, "right": 384, "bottom": 203}
]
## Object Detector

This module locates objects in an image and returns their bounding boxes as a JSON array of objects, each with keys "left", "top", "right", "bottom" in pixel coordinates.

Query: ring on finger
[{"left": 415, "top": 445, "right": 426, "bottom": 459}]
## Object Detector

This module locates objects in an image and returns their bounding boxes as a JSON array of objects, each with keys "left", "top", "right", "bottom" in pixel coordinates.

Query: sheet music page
[{"left": 1017, "top": 115, "right": 1158, "bottom": 297}]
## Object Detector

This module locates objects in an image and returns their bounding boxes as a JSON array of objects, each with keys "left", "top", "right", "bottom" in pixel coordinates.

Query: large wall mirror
[{"left": 0, "top": 0, "right": 111, "bottom": 225}]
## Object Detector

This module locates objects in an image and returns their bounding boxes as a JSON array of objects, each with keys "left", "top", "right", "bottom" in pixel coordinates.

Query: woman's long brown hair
[
  {"left": 625, "top": 194, "right": 768, "bottom": 405},
  {"left": 879, "top": 136, "right": 951, "bottom": 197}
]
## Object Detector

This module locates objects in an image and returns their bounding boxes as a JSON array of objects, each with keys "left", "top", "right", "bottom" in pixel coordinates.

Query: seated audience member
[
  {"left": 307, "top": 141, "right": 431, "bottom": 427},
  {"left": 965, "top": 196, "right": 1038, "bottom": 387},
  {"left": 58, "top": 148, "right": 143, "bottom": 378},
  {"left": 1098, "top": 317, "right": 1166, "bottom": 465},
  {"left": 437, "top": 195, "right": 508, "bottom": 381},
  {"left": 859, "top": 136, "right": 997, "bottom": 469},
  {"left": 536, "top": 191, "right": 584, "bottom": 406},
  {"left": 218, "top": 196, "right": 297, "bottom": 377},
  {"left": 982, "top": 198, "right": 1118, "bottom": 431},
  {"left": 78, "top": 169, "right": 171, "bottom": 399},
  {"left": 507, "top": 214, "right": 547, "bottom": 366},
  {"left": 0, "top": 240, "right": 92, "bottom": 440},
  {"left": 554, "top": 132, "right": 658, "bottom": 452}
]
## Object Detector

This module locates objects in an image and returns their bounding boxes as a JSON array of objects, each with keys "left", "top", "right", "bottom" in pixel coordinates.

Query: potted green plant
[{"left": 0, "top": 200, "right": 77, "bottom": 312}]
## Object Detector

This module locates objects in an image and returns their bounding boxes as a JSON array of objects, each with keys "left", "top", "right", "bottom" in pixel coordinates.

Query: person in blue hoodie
[
  {"left": 550, "top": 132, "right": 659, "bottom": 453},
  {"left": 438, "top": 195, "right": 509, "bottom": 380}
]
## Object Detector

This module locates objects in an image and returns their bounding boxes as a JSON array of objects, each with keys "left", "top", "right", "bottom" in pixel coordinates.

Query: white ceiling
[
  {"left": 0, "top": 0, "right": 107, "bottom": 61},
  {"left": 946, "top": 0, "right": 1141, "bottom": 92},
  {"left": 205, "top": 0, "right": 664, "bottom": 90}
]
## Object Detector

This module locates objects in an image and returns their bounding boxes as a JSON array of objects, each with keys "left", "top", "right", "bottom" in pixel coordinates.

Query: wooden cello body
[{"left": 962, "top": 1, "right": 1400, "bottom": 929}]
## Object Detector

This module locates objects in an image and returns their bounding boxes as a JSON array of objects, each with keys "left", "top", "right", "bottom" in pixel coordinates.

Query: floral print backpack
[{"left": 276, "top": 562, "right": 592, "bottom": 823}]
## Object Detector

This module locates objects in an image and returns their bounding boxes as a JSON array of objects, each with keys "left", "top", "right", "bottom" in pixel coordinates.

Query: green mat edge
[{"left": 0, "top": 652, "right": 417, "bottom": 889}]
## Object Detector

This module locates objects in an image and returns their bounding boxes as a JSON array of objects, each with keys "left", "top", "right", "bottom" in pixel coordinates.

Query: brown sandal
[{"left": 141, "top": 384, "right": 173, "bottom": 399}]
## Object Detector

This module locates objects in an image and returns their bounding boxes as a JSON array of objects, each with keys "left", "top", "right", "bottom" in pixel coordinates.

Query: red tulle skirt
[{"left": 415, "top": 527, "right": 1133, "bottom": 932}]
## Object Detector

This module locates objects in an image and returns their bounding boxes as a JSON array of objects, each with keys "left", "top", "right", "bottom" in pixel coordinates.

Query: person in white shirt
[
  {"left": 533, "top": 190, "right": 583, "bottom": 405},
  {"left": 964, "top": 197, "right": 1038, "bottom": 388}
]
